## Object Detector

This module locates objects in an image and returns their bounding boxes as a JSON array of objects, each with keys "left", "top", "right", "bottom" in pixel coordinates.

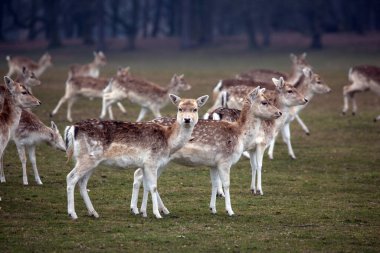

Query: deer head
[
  {"left": 247, "top": 86, "right": 282, "bottom": 120},
  {"left": 272, "top": 77, "right": 308, "bottom": 107},
  {"left": 170, "top": 74, "right": 192, "bottom": 92},
  {"left": 94, "top": 51, "right": 107, "bottom": 66},
  {"left": 48, "top": 121, "right": 66, "bottom": 151},
  {"left": 169, "top": 94, "right": 209, "bottom": 127},
  {"left": 302, "top": 67, "right": 331, "bottom": 94},
  {"left": 3, "top": 76, "right": 41, "bottom": 108}
]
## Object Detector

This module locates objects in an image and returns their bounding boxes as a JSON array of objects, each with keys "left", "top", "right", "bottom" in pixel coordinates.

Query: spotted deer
[
  {"left": 0, "top": 76, "right": 41, "bottom": 183},
  {"left": 100, "top": 74, "right": 191, "bottom": 121},
  {"left": 64, "top": 94, "right": 208, "bottom": 220},
  {"left": 130, "top": 87, "right": 282, "bottom": 217},
  {"left": 342, "top": 65, "right": 380, "bottom": 121},
  {"left": 6, "top": 53, "right": 52, "bottom": 78},
  {"left": 68, "top": 51, "right": 107, "bottom": 78},
  {"left": 208, "top": 78, "right": 308, "bottom": 194},
  {"left": 50, "top": 75, "right": 127, "bottom": 122}
]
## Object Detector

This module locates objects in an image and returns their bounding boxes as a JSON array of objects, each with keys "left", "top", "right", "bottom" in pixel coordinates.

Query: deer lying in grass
[
  {"left": 0, "top": 77, "right": 41, "bottom": 183},
  {"left": 68, "top": 51, "right": 107, "bottom": 78},
  {"left": 207, "top": 78, "right": 308, "bottom": 194},
  {"left": 64, "top": 94, "right": 208, "bottom": 220},
  {"left": 130, "top": 87, "right": 283, "bottom": 217},
  {"left": 50, "top": 75, "right": 128, "bottom": 122},
  {"left": 100, "top": 74, "right": 191, "bottom": 121},
  {"left": 342, "top": 65, "right": 380, "bottom": 121},
  {"left": 6, "top": 53, "right": 52, "bottom": 78}
]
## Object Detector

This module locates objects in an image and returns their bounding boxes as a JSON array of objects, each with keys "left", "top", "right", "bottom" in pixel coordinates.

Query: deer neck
[
  {"left": 288, "top": 67, "right": 303, "bottom": 85},
  {"left": 166, "top": 121, "right": 195, "bottom": 155},
  {"left": 0, "top": 94, "right": 23, "bottom": 133},
  {"left": 236, "top": 101, "right": 263, "bottom": 149},
  {"left": 35, "top": 63, "right": 49, "bottom": 77}
]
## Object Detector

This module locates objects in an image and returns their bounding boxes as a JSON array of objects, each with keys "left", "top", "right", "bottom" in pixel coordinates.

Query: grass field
[{"left": 0, "top": 40, "right": 379, "bottom": 252}]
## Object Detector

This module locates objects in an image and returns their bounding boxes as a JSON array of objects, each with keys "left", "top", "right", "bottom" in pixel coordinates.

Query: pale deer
[
  {"left": 64, "top": 94, "right": 208, "bottom": 220},
  {"left": 130, "top": 87, "right": 282, "bottom": 217},
  {"left": 50, "top": 76, "right": 127, "bottom": 122},
  {"left": 207, "top": 78, "right": 308, "bottom": 194},
  {"left": 0, "top": 76, "right": 41, "bottom": 183},
  {"left": 68, "top": 51, "right": 107, "bottom": 78},
  {"left": 6, "top": 53, "right": 52, "bottom": 78},
  {"left": 100, "top": 74, "right": 191, "bottom": 121},
  {"left": 15, "top": 67, "right": 41, "bottom": 93},
  {"left": 342, "top": 65, "right": 380, "bottom": 121},
  {"left": 267, "top": 68, "right": 331, "bottom": 160}
]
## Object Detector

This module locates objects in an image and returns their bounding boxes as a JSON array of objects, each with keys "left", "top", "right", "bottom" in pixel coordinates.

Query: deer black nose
[
  {"left": 184, "top": 118, "right": 191, "bottom": 123},
  {"left": 304, "top": 98, "right": 308, "bottom": 103},
  {"left": 279, "top": 112, "right": 282, "bottom": 116}
]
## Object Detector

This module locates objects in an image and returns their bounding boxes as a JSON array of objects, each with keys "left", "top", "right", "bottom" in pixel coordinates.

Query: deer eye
[
  {"left": 193, "top": 108, "right": 198, "bottom": 112},
  {"left": 22, "top": 91, "right": 28, "bottom": 95},
  {"left": 287, "top": 90, "right": 293, "bottom": 94},
  {"left": 261, "top": 101, "right": 268, "bottom": 106},
  {"left": 178, "top": 108, "right": 183, "bottom": 112}
]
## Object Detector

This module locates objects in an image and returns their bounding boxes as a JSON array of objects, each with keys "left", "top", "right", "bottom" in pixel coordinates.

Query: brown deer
[
  {"left": 6, "top": 53, "right": 52, "bottom": 78},
  {"left": 0, "top": 76, "right": 41, "bottom": 183},
  {"left": 130, "top": 87, "right": 283, "bottom": 217},
  {"left": 64, "top": 94, "right": 209, "bottom": 220},
  {"left": 68, "top": 51, "right": 107, "bottom": 78},
  {"left": 342, "top": 65, "right": 380, "bottom": 121},
  {"left": 101, "top": 74, "right": 191, "bottom": 121}
]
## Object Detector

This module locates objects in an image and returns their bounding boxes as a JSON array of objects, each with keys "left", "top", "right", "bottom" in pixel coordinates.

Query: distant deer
[
  {"left": 68, "top": 51, "right": 107, "bottom": 78},
  {"left": 50, "top": 75, "right": 128, "bottom": 122},
  {"left": 6, "top": 53, "right": 52, "bottom": 78},
  {"left": 101, "top": 74, "right": 191, "bottom": 121},
  {"left": 342, "top": 65, "right": 380, "bottom": 121},
  {"left": 15, "top": 67, "right": 41, "bottom": 92},
  {"left": 0, "top": 76, "right": 41, "bottom": 183},
  {"left": 130, "top": 87, "right": 283, "bottom": 217},
  {"left": 64, "top": 94, "right": 209, "bottom": 220}
]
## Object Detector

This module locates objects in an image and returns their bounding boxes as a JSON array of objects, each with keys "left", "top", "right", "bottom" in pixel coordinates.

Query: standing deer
[
  {"left": 342, "top": 65, "right": 380, "bottom": 121},
  {"left": 130, "top": 87, "right": 283, "bottom": 217},
  {"left": 64, "top": 94, "right": 208, "bottom": 220},
  {"left": 101, "top": 74, "right": 191, "bottom": 121},
  {"left": 6, "top": 53, "right": 52, "bottom": 78},
  {"left": 68, "top": 51, "right": 107, "bottom": 78},
  {"left": 15, "top": 67, "right": 41, "bottom": 92},
  {"left": 0, "top": 76, "right": 41, "bottom": 183},
  {"left": 50, "top": 76, "right": 127, "bottom": 122}
]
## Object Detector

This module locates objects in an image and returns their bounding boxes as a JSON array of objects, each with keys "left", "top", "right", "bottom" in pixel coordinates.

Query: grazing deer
[
  {"left": 50, "top": 76, "right": 127, "bottom": 122},
  {"left": 13, "top": 114, "right": 66, "bottom": 185},
  {"left": 101, "top": 74, "right": 191, "bottom": 121},
  {"left": 130, "top": 87, "right": 282, "bottom": 217},
  {"left": 342, "top": 65, "right": 380, "bottom": 121},
  {"left": 236, "top": 53, "right": 310, "bottom": 85},
  {"left": 208, "top": 77, "right": 308, "bottom": 194},
  {"left": 6, "top": 53, "right": 52, "bottom": 78},
  {"left": 68, "top": 51, "right": 107, "bottom": 78},
  {"left": 0, "top": 77, "right": 41, "bottom": 183},
  {"left": 267, "top": 68, "right": 331, "bottom": 160},
  {"left": 64, "top": 94, "right": 208, "bottom": 220}
]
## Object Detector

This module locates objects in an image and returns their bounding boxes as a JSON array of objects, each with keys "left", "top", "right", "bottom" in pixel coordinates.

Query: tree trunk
[
  {"left": 110, "top": 0, "right": 120, "bottom": 37},
  {"left": 151, "top": 0, "right": 162, "bottom": 37},
  {"left": 180, "top": 0, "right": 192, "bottom": 49},
  {"left": 125, "top": 0, "right": 140, "bottom": 50},
  {"left": 96, "top": 0, "right": 106, "bottom": 51},
  {"left": 43, "top": 0, "right": 62, "bottom": 48},
  {"left": 243, "top": 0, "right": 259, "bottom": 50},
  {"left": 0, "top": 0, "right": 5, "bottom": 41}
]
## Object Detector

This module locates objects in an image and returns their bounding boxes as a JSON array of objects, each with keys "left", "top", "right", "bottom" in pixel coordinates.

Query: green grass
[{"left": 0, "top": 43, "right": 379, "bottom": 252}]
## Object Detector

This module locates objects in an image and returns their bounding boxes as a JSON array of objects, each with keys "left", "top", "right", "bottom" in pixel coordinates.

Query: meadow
[{"left": 0, "top": 39, "right": 379, "bottom": 252}]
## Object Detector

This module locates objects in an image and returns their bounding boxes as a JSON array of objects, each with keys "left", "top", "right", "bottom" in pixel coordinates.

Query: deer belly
[
  {"left": 89, "top": 69, "right": 99, "bottom": 78},
  {"left": 170, "top": 144, "right": 219, "bottom": 167},
  {"left": 79, "top": 88, "right": 103, "bottom": 98}
]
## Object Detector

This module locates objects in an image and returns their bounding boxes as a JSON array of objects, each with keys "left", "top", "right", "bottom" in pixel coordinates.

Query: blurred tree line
[{"left": 0, "top": 0, "right": 379, "bottom": 50}]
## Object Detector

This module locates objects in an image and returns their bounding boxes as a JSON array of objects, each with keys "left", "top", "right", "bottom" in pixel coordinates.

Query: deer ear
[
  {"left": 301, "top": 52, "right": 307, "bottom": 59},
  {"left": 302, "top": 67, "right": 312, "bottom": 78},
  {"left": 290, "top": 53, "right": 296, "bottom": 62},
  {"left": 248, "top": 86, "right": 261, "bottom": 100},
  {"left": 196, "top": 95, "right": 209, "bottom": 108},
  {"left": 178, "top": 74, "right": 184, "bottom": 79},
  {"left": 169, "top": 94, "right": 181, "bottom": 106},
  {"left": 272, "top": 77, "right": 285, "bottom": 90},
  {"left": 51, "top": 121, "right": 58, "bottom": 131},
  {"left": 93, "top": 51, "right": 97, "bottom": 57},
  {"left": 4, "top": 76, "right": 16, "bottom": 93}
]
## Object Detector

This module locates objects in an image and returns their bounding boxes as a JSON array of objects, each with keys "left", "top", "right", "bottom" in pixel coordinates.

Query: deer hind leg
[
  {"left": 209, "top": 168, "right": 219, "bottom": 214},
  {"left": 107, "top": 106, "right": 114, "bottom": 120},
  {"left": 151, "top": 107, "right": 162, "bottom": 119},
  {"left": 216, "top": 175, "right": 225, "bottom": 198},
  {"left": 100, "top": 97, "right": 117, "bottom": 119},
  {"left": 282, "top": 123, "right": 296, "bottom": 159},
  {"left": 217, "top": 164, "right": 234, "bottom": 216},
  {"left": 267, "top": 136, "right": 277, "bottom": 160},
  {"left": 255, "top": 145, "right": 265, "bottom": 195},
  {"left": 116, "top": 102, "right": 127, "bottom": 114},
  {"left": 136, "top": 107, "right": 148, "bottom": 122},
  {"left": 140, "top": 179, "right": 149, "bottom": 217},
  {"left": 51, "top": 95, "right": 70, "bottom": 118},
  {"left": 27, "top": 145, "right": 43, "bottom": 185},
  {"left": 0, "top": 145, "right": 6, "bottom": 183},
  {"left": 66, "top": 97, "right": 78, "bottom": 122},
  {"left": 295, "top": 114, "right": 310, "bottom": 135},
  {"left": 131, "top": 168, "right": 143, "bottom": 215},
  {"left": 78, "top": 170, "right": 98, "bottom": 218},
  {"left": 249, "top": 150, "right": 258, "bottom": 194},
  {"left": 16, "top": 144, "right": 28, "bottom": 185}
]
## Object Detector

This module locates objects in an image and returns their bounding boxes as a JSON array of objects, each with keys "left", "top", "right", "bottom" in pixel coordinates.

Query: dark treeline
[{"left": 1, "top": 0, "right": 379, "bottom": 50}]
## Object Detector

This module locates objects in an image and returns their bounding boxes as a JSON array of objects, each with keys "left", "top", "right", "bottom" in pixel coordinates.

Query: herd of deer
[{"left": 0, "top": 51, "right": 379, "bottom": 220}]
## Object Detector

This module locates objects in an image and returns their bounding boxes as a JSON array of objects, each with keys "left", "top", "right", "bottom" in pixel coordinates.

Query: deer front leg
[
  {"left": 136, "top": 108, "right": 148, "bottom": 122},
  {"left": 50, "top": 95, "right": 70, "bottom": 118},
  {"left": 282, "top": 123, "right": 296, "bottom": 159},
  {"left": 0, "top": 148, "right": 6, "bottom": 183},
  {"left": 255, "top": 145, "right": 265, "bottom": 195},
  {"left": 16, "top": 144, "right": 28, "bottom": 185},
  {"left": 209, "top": 168, "right": 219, "bottom": 214},
  {"left": 249, "top": 150, "right": 258, "bottom": 194},
  {"left": 217, "top": 164, "right": 234, "bottom": 216},
  {"left": 151, "top": 107, "right": 162, "bottom": 119},
  {"left": 143, "top": 166, "right": 162, "bottom": 219},
  {"left": 294, "top": 114, "right": 310, "bottom": 135},
  {"left": 116, "top": 102, "right": 127, "bottom": 114},
  {"left": 27, "top": 145, "right": 43, "bottom": 185},
  {"left": 66, "top": 97, "right": 78, "bottom": 122},
  {"left": 78, "top": 170, "right": 98, "bottom": 218},
  {"left": 267, "top": 138, "right": 276, "bottom": 160},
  {"left": 131, "top": 168, "right": 143, "bottom": 215}
]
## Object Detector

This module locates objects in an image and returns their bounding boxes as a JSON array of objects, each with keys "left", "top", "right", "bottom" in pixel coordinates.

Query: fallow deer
[
  {"left": 101, "top": 74, "right": 191, "bottom": 121},
  {"left": 68, "top": 51, "right": 107, "bottom": 78},
  {"left": 15, "top": 67, "right": 41, "bottom": 93},
  {"left": 342, "top": 65, "right": 380, "bottom": 121},
  {"left": 6, "top": 53, "right": 52, "bottom": 78},
  {"left": 50, "top": 75, "right": 127, "bottom": 122},
  {"left": 64, "top": 94, "right": 209, "bottom": 220},
  {"left": 208, "top": 78, "right": 308, "bottom": 194},
  {"left": 130, "top": 87, "right": 282, "bottom": 217},
  {"left": 0, "top": 76, "right": 41, "bottom": 183}
]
